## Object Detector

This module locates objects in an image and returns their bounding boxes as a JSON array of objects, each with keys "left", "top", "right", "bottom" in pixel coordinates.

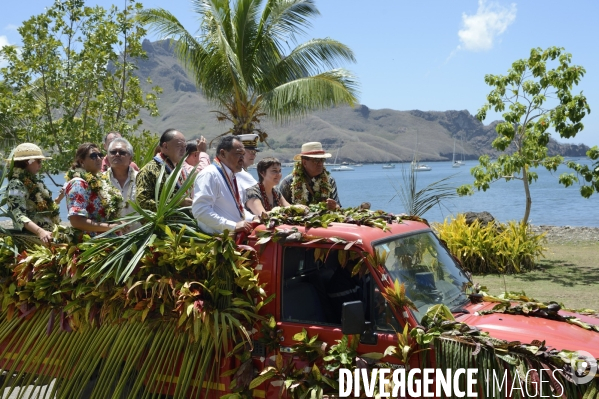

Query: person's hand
[
  {"left": 235, "top": 220, "right": 253, "bottom": 233},
  {"left": 37, "top": 229, "right": 53, "bottom": 245},
  {"left": 180, "top": 197, "right": 193, "bottom": 207},
  {"left": 325, "top": 198, "right": 339, "bottom": 211},
  {"left": 197, "top": 135, "right": 208, "bottom": 153}
]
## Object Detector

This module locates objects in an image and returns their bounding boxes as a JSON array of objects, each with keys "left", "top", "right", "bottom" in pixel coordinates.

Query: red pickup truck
[{"left": 1, "top": 218, "right": 598, "bottom": 398}]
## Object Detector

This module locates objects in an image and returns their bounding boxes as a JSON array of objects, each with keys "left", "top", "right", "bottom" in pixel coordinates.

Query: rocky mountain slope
[{"left": 136, "top": 40, "right": 590, "bottom": 163}]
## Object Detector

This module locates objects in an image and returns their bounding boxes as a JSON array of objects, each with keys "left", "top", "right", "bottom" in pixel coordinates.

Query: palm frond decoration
[
  {"left": 0, "top": 157, "right": 267, "bottom": 398},
  {"left": 390, "top": 165, "right": 458, "bottom": 217}
]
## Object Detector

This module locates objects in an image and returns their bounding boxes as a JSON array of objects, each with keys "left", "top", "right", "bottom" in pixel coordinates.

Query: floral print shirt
[
  {"left": 6, "top": 176, "right": 60, "bottom": 231},
  {"left": 65, "top": 178, "right": 109, "bottom": 237}
]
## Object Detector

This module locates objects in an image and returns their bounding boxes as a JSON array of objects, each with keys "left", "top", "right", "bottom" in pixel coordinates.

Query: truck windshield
[{"left": 373, "top": 231, "right": 471, "bottom": 323}]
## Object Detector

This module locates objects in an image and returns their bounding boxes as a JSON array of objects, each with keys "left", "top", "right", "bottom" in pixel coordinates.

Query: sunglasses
[
  {"left": 109, "top": 150, "right": 129, "bottom": 156},
  {"left": 88, "top": 152, "right": 103, "bottom": 160},
  {"left": 306, "top": 158, "right": 325, "bottom": 164}
]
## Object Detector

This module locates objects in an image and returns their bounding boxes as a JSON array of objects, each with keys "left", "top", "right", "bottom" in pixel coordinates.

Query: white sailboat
[
  {"left": 330, "top": 147, "right": 354, "bottom": 170},
  {"left": 324, "top": 147, "right": 340, "bottom": 167},
  {"left": 452, "top": 138, "right": 461, "bottom": 168},
  {"left": 411, "top": 130, "right": 432, "bottom": 172}
]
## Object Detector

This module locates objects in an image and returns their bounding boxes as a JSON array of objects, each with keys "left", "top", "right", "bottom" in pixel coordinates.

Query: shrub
[{"left": 433, "top": 215, "right": 546, "bottom": 274}]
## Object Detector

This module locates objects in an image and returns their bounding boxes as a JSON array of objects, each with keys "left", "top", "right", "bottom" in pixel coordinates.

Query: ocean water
[
  {"left": 261, "top": 159, "right": 598, "bottom": 227},
  {"left": 6, "top": 158, "right": 595, "bottom": 228}
]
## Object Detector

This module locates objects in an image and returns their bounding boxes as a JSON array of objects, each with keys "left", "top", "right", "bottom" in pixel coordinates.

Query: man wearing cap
[
  {"left": 235, "top": 134, "right": 260, "bottom": 200},
  {"left": 192, "top": 135, "right": 258, "bottom": 235},
  {"left": 279, "top": 142, "right": 341, "bottom": 211}
]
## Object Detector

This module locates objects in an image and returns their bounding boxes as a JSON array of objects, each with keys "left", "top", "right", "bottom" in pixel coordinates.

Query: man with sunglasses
[
  {"left": 279, "top": 142, "right": 341, "bottom": 211},
  {"left": 101, "top": 131, "right": 139, "bottom": 173},
  {"left": 105, "top": 138, "right": 138, "bottom": 219}
]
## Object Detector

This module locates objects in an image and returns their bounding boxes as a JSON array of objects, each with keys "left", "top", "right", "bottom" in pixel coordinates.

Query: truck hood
[{"left": 457, "top": 301, "right": 599, "bottom": 358}]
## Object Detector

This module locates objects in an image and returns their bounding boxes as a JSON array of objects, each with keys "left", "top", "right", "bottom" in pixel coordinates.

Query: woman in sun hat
[
  {"left": 278, "top": 142, "right": 341, "bottom": 211},
  {"left": 5, "top": 143, "right": 60, "bottom": 244}
]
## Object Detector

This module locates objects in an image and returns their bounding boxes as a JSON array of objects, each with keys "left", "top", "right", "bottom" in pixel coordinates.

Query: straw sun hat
[
  {"left": 293, "top": 142, "right": 332, "bottom": 161},
  {"left": 7, "top": 143, "right": 52, "bottom": 162}
]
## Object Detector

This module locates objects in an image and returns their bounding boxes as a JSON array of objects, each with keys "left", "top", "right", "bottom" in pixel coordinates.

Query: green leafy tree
[
  {"left": 457, "top": 47, "right": 590, "bottom": 225},
  {"left": 0, "top": 0, "right": 161, "bottom": 173},
  {"left": 561, "top": 147, "right": 599, "bottom": 198},
  {"left": 139, "top": 0, "right": 358, "bottom": 142}
]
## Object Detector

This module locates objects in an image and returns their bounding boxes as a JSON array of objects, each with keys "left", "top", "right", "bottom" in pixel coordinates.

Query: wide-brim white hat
[
  {"left": 7, "top": 143, "right": 52, "bottom": 161},
  {"left": 293, "top": 142, "right": 332, "bottom": 161}
]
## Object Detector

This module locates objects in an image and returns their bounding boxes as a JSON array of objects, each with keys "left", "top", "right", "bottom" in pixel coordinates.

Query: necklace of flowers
[
  {"left": 9, "top": 167, "right": 60, "bottom": 221},
  {"left": 258, "top": 183, "right": 280, "bottom": 211},
  {"left": 290, "top": 161, "right": 331, "bottom": 205},
  {"left": 65, "top": 168, "right": 123, "bottom": 220}
]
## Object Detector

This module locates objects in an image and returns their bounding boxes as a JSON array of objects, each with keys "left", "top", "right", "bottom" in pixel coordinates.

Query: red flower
[
  {"left": 87, "top": 203, "right": 96, "bottom": 213},
  {"left": 73, "top": 193, "right": 85, "bottom": 204}
]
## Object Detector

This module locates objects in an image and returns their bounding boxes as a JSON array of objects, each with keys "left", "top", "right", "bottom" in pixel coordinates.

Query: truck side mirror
[{"left": 342, "top": 301, "right": 365, "bottom": 335}]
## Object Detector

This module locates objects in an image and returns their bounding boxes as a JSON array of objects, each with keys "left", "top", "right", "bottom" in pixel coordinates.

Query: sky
[{"left": 2, "top": 0, "right": 599, "bottom": 147}]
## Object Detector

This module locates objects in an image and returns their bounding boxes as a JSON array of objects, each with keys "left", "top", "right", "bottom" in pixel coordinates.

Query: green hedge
[{"left": 433, "top": 215, "right": 546, "bottom": 274}]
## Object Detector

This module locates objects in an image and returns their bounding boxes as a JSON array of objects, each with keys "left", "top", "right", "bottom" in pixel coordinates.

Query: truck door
[{"left": 275, "top": 244, "right": 407, "bottom": 375}]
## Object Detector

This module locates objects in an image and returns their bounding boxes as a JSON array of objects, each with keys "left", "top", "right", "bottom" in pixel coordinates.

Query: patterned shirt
[
  {"left": 278, "top": 172, "right": 341, "bottom": 207},
  {"left": 6, "top": 177, "right": 59, "bottom": 231},
  {"left": 135, "top": 156, "right": 187, "bottom": 212},
  {"left": 65, "top": 178, "right": 109, "bottom": 237},
  {"left": 245, "top": 184, "right": 284, "bottom": 211}
]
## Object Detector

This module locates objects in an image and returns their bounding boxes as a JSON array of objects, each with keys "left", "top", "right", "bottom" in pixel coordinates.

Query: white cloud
[
  {"left": 458, "top": 0, "right": 517, "bottom": 52},
  {"left": 4, "top": 24, "right": 19, "bottom": 31}
]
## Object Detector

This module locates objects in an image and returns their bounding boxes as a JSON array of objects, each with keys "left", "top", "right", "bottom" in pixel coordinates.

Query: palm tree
[{"left": 139, "top": 0, "right": 359, "bottom": 140}]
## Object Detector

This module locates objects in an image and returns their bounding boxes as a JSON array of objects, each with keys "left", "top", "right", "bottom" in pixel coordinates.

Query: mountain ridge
[{"left": 135, "top": 40, "right": 590, "bottom": 163}]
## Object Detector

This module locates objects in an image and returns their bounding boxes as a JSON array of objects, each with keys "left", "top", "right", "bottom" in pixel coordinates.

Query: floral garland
[
  {"left": 65, "top": 168, "right": 123, "bottom": 220},
  {"left": 258, "top": 183, "right": 281, "bottom": 211},
  {"left": 290, "top": 161, "right": 332, "bottom": 205},
  {"left": 8, "top": 167, "right": 60, "bottom": 223}
]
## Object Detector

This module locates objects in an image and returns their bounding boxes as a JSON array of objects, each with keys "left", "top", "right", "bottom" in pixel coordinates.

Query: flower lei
[
  {"left": 65, "top": 168, "right": 123, "bottom": 220},
  {"left": 259, "top": 183, "right": 281, "bottom": 211},
  {"left": 9, "top": 167, "right": 60, "bottom": 223},
  {"left": 290, "top": 161, "right": 332, "bottom": 205}
]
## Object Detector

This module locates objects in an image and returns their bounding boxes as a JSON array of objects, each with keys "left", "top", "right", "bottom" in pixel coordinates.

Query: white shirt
[
  {"left": 105, "top": 166, "right": 138, "bottom": 217},
  {"left": 192, "top": 163, "right": 254, "bottom": 234},
  {"left": 236, "top": 169, "right": 258, "bottom": 202}
]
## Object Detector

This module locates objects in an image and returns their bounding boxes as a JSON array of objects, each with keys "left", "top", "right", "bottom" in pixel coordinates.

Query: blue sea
[
  {"left": 256, "top": 158, "right": 597, "bottom": 227},
  {"left": 5, "top": 158, "right": 595, "bottom": 227}
]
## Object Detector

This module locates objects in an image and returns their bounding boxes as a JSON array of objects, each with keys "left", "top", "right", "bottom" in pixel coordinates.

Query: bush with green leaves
[{"left": 433, "top": 214, "right": 546, "bottom": 274}]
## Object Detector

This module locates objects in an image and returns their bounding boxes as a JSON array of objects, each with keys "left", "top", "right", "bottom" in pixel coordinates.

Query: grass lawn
[{"left": 472, "top": 241, "right": 599, "bottom": 310}]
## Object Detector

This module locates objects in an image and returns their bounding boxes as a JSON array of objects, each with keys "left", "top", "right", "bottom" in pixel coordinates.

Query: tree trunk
[{"left": 522, "top": 166, "right": 532, "bottom": 225}]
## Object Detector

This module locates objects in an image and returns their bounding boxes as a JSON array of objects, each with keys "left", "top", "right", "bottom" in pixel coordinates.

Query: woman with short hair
[
  {"left": 64, "top": 143, "right": 123, "bottom": 239},
  {"left": 5, "top": 143, "right": 60, "bottom": 244},
  {"left": 245, "top": 157, "right": 292, "bottom": 216}
]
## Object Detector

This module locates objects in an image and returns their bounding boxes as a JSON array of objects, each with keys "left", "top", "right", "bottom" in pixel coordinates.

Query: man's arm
[
  {"left": 192, "top": 172, "right": 237, "bottom": 233},
  {"left": 278, "top": 174, "right": 293, "bottom": 204},
  {"left": 329, "top": 176, "right": 341, "bottom": 208}
]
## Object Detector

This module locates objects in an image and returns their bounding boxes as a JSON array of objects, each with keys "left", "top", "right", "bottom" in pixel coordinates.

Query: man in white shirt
[
  {"left": 235, "top": 134, "right": 259, "bottom": 201},
  {"left": 192, "top": 136, "right": 257, "bottom": 234}
]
